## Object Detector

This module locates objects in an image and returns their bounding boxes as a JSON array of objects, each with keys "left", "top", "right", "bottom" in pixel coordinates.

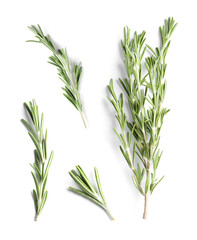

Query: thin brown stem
[{"left": 143, "top": 194, "right": 149, "bottom": 219}]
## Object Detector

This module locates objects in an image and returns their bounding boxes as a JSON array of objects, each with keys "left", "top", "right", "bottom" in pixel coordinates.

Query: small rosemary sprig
[
  {"left": 69, "top": 165, "right": 114, "bottom": 220},
  {"left": 27, "top": 25, "right": 87, "bottom": 128},
  {"left": 108, "top": 17, "right": 177, "bottom": 219},
  {"left": 21, "top": 99, "right": 54, "bottom": 221}
]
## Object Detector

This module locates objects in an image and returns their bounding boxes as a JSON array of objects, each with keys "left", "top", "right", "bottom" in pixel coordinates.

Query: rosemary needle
[{"left": 27, "top": 25, "right": 87, "bottom": 128}]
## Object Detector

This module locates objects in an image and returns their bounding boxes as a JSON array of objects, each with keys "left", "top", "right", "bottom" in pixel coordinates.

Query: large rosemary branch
[
  {"left": 27, "top": 25, "right": 87, "bottom": 128},
  {"left": 21, "top": 99, "right": 54, "bottom": 221},
  {"left": 108, "top": 17, "right": 177, "bottom": 219},
  {"left": 69, "top": 165, "right": 114, "bottom": 220}
]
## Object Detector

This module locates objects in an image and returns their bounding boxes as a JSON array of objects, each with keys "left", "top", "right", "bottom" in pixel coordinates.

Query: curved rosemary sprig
[
  {"left": 27, "top": 25, "right": 87, "bottom": 128},
  {"left": 108, "top": 17, "right": 177, "bottom": 219},
  {"left": 69, "top": 165, "right": 114, "bottom": 220},
  {"left": 21, "top": 99, "right": 54, "bottom": 221}
]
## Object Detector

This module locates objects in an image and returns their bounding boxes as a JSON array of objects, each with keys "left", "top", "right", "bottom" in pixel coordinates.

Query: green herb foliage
[
  {"left": 22, "top": 99, "right": 54, "bottom": 220},
  {"left": 107, "top": 18, "right": 177, "bottom": 218},
  {"left": 69, "top": 165, "right": 114, "bottom": 220},
  {"left": 27, "top": 25, "right": 87, "bottom": 128}
]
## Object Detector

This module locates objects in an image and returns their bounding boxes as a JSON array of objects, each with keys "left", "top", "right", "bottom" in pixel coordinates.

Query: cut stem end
[
  {"left": 143, "top": 194, "right": 149, "bottom": 219},
  {"left": 80, "top": 111, "right": 87, "bottom": 128},
  {"left": 35, "top": 214, "right": 39, "bottom": 221},
  {"left": 105, "top": 207, "right": 115, "bottom": 221}
]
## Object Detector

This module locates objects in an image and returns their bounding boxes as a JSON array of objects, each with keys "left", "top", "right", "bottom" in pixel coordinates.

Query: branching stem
[{"left": 108, "top": 17, "right": 177, "bottom": 219}]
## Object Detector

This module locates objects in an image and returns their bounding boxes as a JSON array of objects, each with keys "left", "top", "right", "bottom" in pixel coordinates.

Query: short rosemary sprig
[
  {"left": 69, "top": 165, "right": 114, "bottom": 220},
  {"left": 27, "top": 25, "right": 87, "bottom": 128},
  {"left": 108, "top": 17, "right": 177, "bottom": 219},
  {"left": 21, "top": 99, "right": 54, "bottom": 221}
]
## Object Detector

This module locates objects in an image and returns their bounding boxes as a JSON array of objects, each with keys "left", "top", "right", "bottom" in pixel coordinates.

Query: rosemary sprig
[
  {"left": 69, "top": 165, "right": 114, "bottom": 220},
  {"left": 108, "top": 17, "right": 177, "bottom": 219},
  {"left": 21, "top": 99, "right": 54, "bottom": 221},
  {"left": 27, "top": 25, "right": 87, "bottom": 128}
]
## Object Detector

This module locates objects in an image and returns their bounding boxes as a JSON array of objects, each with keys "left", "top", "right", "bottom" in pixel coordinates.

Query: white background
[{"left": 0, "top": 0, "right": 196, "bottom": 239}]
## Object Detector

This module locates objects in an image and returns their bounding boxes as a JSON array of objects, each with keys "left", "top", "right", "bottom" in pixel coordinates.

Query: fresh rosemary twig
[
  {"left": 108, "top": 17, "right": 177, "bottom": 219},
  {"left": 27, "top": 25, "right": 87, "bottom": 128},
  {"left": 69, "top": 165, "right": 114, "bottom": 220},
  {"left": 21, "top": 99, "right": 54, "bottom": 221}
]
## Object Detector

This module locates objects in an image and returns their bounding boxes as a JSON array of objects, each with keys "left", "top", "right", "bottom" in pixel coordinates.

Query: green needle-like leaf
[
  {"left": 30, "top": 164, "right": 41, "bottom": 180},
  {"left": 69, "top": 171, "right": 96, "bottom": 199},
  {"left": 32, "top": 190, "right": 38, "bottom": 212},
  {"left": 21, "top": 119, "right": 39, "bottom": 141},
  {"left": 69, "top": 187, "right": 104, "bottom": 208},
  {"left": 76, "top": 165, "right": 96, "bottom": 193},
  {"left": 39, "top": 191, "right": 48, "bottom": 214},
  {"left": 43, "top": 151, "right": 54, "bottom": 182},
  {"left": 94, "top": 167, "right": 106, "bottom": 204},
  {"left": 28, "top": 132, "right": 43, "bottom": 161}
]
